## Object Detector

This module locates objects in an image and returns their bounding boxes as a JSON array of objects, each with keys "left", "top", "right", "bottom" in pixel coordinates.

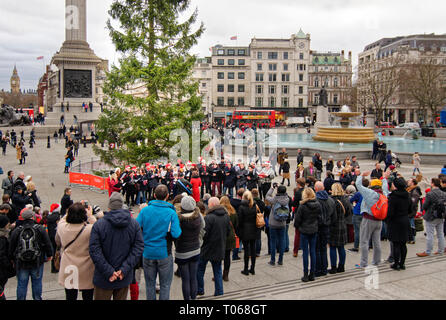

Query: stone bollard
[{"left": 47, "top": 136, "right": 51, "bottom": 149}]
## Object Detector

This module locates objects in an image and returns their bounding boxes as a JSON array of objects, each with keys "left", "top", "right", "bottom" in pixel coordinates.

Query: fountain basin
[{"left": 314, "top": 127, "right": 375, "bottom": 143}]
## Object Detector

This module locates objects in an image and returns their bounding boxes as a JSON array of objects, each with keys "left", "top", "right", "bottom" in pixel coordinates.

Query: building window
[
  {"left": 238, "top": 84, "right": 245, "bottom": 92},
  {"left": 283, "top": 52, "right": 289, "bottom": 60},
  {"left": 334, "top": 77, "right": 338, "bottom": 87},
  {"left": 282, "top": 74, "right": 290, "bottom": 82},
  {"left": 217, "top": 59, "right": 224, "bottom": 65},
  {"left": 298, "top": 98, "right": 304, "bottom": 108},
  {"left": 334, "top": 66, "right": 338, "bottom": 72},
  {"left": 238, "top": 59, "right": 245, "bottom": 65},
  {"left": 268, "top": 52, "right": 278, "bottom": 59},
  {"left": 238, "top": 72, "right": 245, "bottom": 80},
  {"left": 257, "top": 63, "right": 263, "bottom": 71},
  {"left": 228, "top": 59, "right": 235, "bottom": 65},
  {"left": 269, "top": 63, "right": 277, "bottom": 71},
  {"left": 238, "top": 49, "right": 246, "bottom": 55},
  {"left": 228, "top": 97, "right": 235, "bottom": 106},
  {"left": 256, "top": 73, "right": 264, "bottom": 82},
  {"left": 217, "top": 72, "right": 224, "bottom": 79},
  {"left": 299, "top": 74, "right": 304, "bottom": 82},
  {"left": 283, "top": 63, "right": 289, "bottom": 71},
  {"left": 202, "top": 82, "right": 206, "bottom": 88},
  {"left": 269, "top": 97, "right": 276, "bottom": 108},
  {"left": 281, "top": 97, "right": 289, "bottom": 107},
  {"left": 227, "top": 49, "right": 235, "bottom": 56},
  {"left": 315, "top": 77, "right": 319, "bottom": 87},
  {"left": 298, "top": 86, "right": 303, "bottom": 94},
  {"left": 282, "top": 85, "right": 289, "bottom": 95},
  {"left": 298, "top": 64, "right": 306, "bottom": 71},
  {"left": 268, "top": 73, "right": 277, "bottom": 82},
  {"left": 238, "top": 97, "right": 245, "bottom": 106},
  {"left": 217, "top": 84, "right": 224, "bottom": 92},
  {"left": 299, "top": 53, "right": 304, "bottom": 60},
  {"left": 257, "top": 52, "right": 263, "bottom": 59},
  {"left": 228, "top": 72, "right": 235, "bottom": 80},
  {"left": 268, "top": 85, "right": 276, "bottom": 94},
  {"left": 333, "top": 94, "right": 338, "bottom": 104},
  {"left": 228, "top": 84, "right": 234, "bottom": 92},
  {"left": 217, "top": 49, "right": 225, "bottom": 55},
  {"left": 256, "top": 85, "right": 263, "bottom": 94},
  {"left": 255, "top": 97, "right": 263, "bottom": 107},
  {"left": 217, "top": 97, "right": 224, "bottom": 106}
]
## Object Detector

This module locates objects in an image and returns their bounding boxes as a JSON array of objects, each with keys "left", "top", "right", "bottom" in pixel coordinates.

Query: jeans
[
  {"left": 223, "top": 186, "right": 233, "bottom": 198},
  {"left": 143, "top": 255, "right": 174, "bottom": 300},
  {"left": 409, "top": 217, "right": 416, "bottom": 242},
  {"left": 316, "top": 226, "right": 329, "bottom": 275},
  {"left": 197, "top": 258, "right": 223, "bottom": 296},
  {"left": 136, "top": 190, "right": 146, "bottom": 205},
  {"left": 359, "top": 218, "right": 382, "bottom": 267},
  {"left": 425, "top": 219, "right": 445, "bottom": 255},
  {"left": 178, "top": 259, "right": 199, "bottom": 300},
  {"left": 16, "top": 264, "right": 44, "bottom": 300},
  {"left": 301, "top": 233, "right": 317, "bottom": 274},
  {"left": 293, "top": 229, "right": 301, "bottom": 255},
  {"left": 329, "top": 246, "right": 346, "bottom": 268},
  {"left": 269, "top": 227, "right": 285, "bottom": 263},
  {"left": 352, "top": 215, "right": 363, "bottom": 249}
]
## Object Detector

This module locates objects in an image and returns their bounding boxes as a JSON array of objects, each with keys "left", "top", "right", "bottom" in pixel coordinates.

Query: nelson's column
[{"left": 45, "top": 0, "right": 108, "bottom": 125}]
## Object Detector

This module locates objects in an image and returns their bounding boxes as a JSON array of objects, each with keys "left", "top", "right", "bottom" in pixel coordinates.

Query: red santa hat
[
  {"left": 131, "top": 166, "right": 137, "bottom": 172},
  {"left": 50, "top": 203, "right": 61, "bottom": 213},
  {"left": 125, "top": 165, "right": 131, "bottom": 171}
]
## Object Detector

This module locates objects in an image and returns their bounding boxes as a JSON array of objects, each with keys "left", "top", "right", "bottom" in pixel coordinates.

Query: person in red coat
[
  {"left": 106, "top": 170, "right": 121, "bottom": 197},
  {"left": 190, "top": 169, "right": 202, "bottom": 203}
]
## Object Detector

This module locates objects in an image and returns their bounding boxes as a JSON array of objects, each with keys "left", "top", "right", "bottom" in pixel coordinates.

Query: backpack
[
  {"left": 16, "top": 225, "right": 41, "bottom": 264},
  {"left": 432, "top": 196, "right": 446, "bottom": 220},
  {"left": 272, "top": 201, "right": 290, "bottom": 222},
  {"left": 370, "top": 194, "right": 388, "bottom": 220}
]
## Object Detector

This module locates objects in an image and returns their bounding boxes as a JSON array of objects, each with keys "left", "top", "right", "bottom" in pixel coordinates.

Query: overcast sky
[{"left": 0, "top": 0, "right": 444, "bottom": 91}]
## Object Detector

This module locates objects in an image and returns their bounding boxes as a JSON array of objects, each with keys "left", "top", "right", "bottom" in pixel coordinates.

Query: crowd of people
[{"left": 1, "top": 141, "right": 446, "bottom": 300}]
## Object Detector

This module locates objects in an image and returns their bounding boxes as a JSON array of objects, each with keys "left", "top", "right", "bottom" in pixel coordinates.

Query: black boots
[
  {"left": 328, "top": 268, "right": 337, "bottom": 274},
  {"left": 301, "top": 272, "right": 309, "bottom": 282},
  {"left": 223, "top": 270, "right": 229, "bottom": 281},
  {"left": 337, "top": 265, "right": 345, "bottom": 273},
  {"left": 241, "top": 269, "right": 250, "bottom": 276}
]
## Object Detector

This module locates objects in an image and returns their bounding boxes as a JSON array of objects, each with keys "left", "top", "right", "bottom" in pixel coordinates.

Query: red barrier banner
[{"left": 70, "top": 172, "right": 105, "bottom": 191}]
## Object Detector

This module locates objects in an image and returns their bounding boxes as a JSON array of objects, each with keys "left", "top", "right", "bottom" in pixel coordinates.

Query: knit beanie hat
[
  {"left": 109, "top": 192, "right": 124, "bottom": 211},
  {"left": 20, "top": 209, "right": 35, "bottom": 221},
  {"left": 181, "top": 196, "right": 196, "bottom": 213},
  {"left": 0, "top": 215, "right": 9, "bottom": 229},
  {"left": 370, "top": 179, "right": 382, "bottom": 189}
]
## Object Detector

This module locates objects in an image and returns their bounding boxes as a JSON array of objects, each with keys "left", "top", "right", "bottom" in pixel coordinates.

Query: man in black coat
[
  {"left": 198, "top": 161, "right": 211, "bottom": 196},
  {"left": 60, "top": 188, "right": 73, "bottom": 218},
  {"left": 197, "top": 197, "right": 231, "bottom": 297}
]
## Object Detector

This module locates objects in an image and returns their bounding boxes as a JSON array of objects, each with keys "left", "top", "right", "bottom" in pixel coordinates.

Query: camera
[
  {"left": 84, "top": 201, "right": 89, "bottom": 209},
  {"left": 273, "top": 183, "right": 278, "bottom": 189}
]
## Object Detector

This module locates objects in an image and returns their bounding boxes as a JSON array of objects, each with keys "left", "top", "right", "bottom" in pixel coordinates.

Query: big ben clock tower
[{"left": 10, "top": 65, "right": 20, "bottom": 94}]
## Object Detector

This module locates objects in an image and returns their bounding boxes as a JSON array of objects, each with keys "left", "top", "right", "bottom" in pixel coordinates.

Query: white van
[{"left": 398, "top": 122, "right": 420, "bottom": 129}]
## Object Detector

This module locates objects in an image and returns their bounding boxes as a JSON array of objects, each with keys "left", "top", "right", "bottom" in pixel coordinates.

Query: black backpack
[
  {"left": 16, "top": 225, "right": 41, "bottom": 264},
  {"left": 433, "top": 196, "right": 446, "bottom": 220}
]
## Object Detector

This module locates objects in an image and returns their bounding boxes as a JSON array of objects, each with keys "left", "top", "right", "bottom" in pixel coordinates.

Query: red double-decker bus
[{"left": 232, "top": 110, "right": 278, "bottom": 128}]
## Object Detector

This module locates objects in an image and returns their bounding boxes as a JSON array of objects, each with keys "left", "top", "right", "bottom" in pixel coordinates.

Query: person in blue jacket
[
  {"left": 136, "top": 184, "right": 181, "bottom": 300},
  {"left": 441, "top": 165, "right": 446, "bottom": 176},
  {"left": 89, "top": 192, "right": 144, "bottom": 300}
]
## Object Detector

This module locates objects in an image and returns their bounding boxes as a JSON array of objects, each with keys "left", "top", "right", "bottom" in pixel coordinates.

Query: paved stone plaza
[{"left": 1, "top": 134, "right": 446, "bottom": 300}]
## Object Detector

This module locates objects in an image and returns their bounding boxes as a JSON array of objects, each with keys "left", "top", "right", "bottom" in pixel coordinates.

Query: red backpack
[{"left": 371, "top": 194, "right": 388, "bottom": 220}]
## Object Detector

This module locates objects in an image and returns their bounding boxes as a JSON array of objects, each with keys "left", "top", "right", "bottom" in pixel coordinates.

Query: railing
[{"left": 69, "top": 158, "right": 113, "bottom": 194}]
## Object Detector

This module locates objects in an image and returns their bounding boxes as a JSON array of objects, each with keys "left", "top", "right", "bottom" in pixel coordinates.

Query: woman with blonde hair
[
  {"left": 220, "top": 196, "right": 239, "bottom": 281},
  {"left": 26, "top": 181, "right": 41, "bottom": 208},
  {"left": 294, "top": 187, "right": 320, "bottom": 282},
  {"left": 237, "top": 191, "right": 258, "bottom": 276},
  {"left": 328, "top": 183, "right": 353, "bottom": 274}
]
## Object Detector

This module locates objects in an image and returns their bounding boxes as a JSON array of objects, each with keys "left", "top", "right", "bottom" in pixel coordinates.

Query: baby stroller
[{"left": 391, "top": 152, "right": 402, "bottom": 168}]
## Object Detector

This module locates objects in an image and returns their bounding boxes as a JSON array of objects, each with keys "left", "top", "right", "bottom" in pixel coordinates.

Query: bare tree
[
  {"left": 357, "top": 55, "right": 403, "bottom": 122},
  {"left": 400, "top": 57, "right": 446, "bottom": 127}
]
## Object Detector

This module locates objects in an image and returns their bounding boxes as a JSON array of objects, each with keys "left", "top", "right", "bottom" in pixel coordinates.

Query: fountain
[{"left": 313, "top": 105, "right": 375, "bottom": 143}]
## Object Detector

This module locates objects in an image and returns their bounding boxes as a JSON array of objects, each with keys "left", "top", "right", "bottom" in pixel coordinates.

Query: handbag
[
  {"left": 54, "top": 224, "right": 86, "bottom": 272},
  {"left": 256, "top": 205, "right": 266, "bottom": 228}
]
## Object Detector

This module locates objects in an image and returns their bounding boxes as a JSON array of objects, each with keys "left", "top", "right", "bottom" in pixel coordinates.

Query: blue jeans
[
  {"left": 143, "top": 255, "right": 174, "bottom": 300},
  {"left": 300, "top": 233, "right": 317, "bottom": 274},
  {"left": 16, "top": 264, "right": 44, "bottom": 300},
  {"left": 269, "top": 227, "right": 285, "bottom": 263},
  {"left": 329, "top": 245, "right": 346, "bottom": 268},
  {"left": 136, "top": 190, "right": 146, "bottom": 205},
  {"left": 352, "top": 215, "right": 363, "bottom": 249},
  {"left": 316, "top": 226, "right": 329, "bottom": 275},
  {"left": 223, "top": 186, "right": 233, "bottom": 198},
  {"left": 197, "top": 258, "right": 223, "bottom": 296},
  {"left": 409, "top": 217, "right": 416, "bottom": 242},
  {"left": 177, "top": 258, "right": 199, "bottom": 300}
]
